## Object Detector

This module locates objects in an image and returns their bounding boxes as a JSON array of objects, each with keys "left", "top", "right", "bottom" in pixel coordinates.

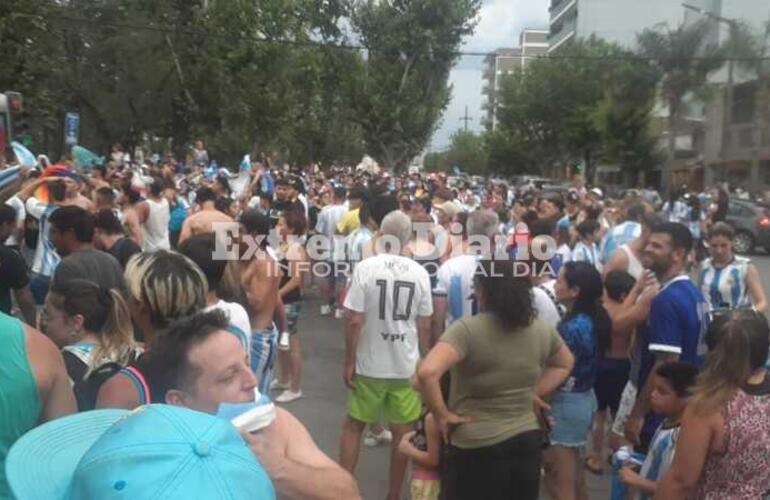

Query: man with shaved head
[{"left": 339, "top": 210, "right": 434, "bottom": 500}]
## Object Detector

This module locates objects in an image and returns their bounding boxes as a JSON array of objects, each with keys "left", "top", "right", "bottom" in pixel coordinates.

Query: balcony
[
  {"left": 548, "top": 17, "right": 576, "bottom": 52},
  {"left": 550, "top": 0, "right": 576, "bottom": 25},
  {"left": 720, "top": 123, "right": 770, "bottom": 159}
]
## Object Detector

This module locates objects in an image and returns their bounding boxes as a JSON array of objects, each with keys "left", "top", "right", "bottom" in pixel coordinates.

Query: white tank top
[
  {"left": 142, "top": 198, "right": 170, "bottom": 252},
  {"left": 620, "top": 244, "right": 643, "bottom": 280}
]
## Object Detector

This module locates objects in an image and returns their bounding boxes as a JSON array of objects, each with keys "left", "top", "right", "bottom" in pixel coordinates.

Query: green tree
[
  {"left": 348, "top": 0, "right": 480, "bottom": 171},
  {"left": 637, "top": 19, "right": 724, "bottom": 189},
  {"left": 1, "top": 0, "right": 365, "bottom": 165},
  {"left": 443, "top": 130, "right": 486, "bottom": 174},
  {"left": 423, "top": 151, "right": 448, "bottom": 171},
  {"left": 491, "top": 38, "right": 661, "bottom": 182}
]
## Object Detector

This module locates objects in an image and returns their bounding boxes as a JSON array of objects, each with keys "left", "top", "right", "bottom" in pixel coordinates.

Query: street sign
[{"left": 64, "top": 112, "right": 79, "bottom": 146}]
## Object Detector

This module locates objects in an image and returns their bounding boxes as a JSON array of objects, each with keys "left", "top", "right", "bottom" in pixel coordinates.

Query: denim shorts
[
  {"left": 285, "top": 302, "right": 301, "bottom": 335},
  {"left": 549, "top": 389, "right": 597, "bottom": 447}
]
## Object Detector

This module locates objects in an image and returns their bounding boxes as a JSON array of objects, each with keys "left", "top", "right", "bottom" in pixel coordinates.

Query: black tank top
[{"left": 280, "top": 256, "right": 301, "bottom": 304}]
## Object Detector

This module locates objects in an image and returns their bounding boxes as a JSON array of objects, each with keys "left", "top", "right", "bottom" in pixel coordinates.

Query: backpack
[{"left": 63, "top": 347, "right": 139, "bottom": 411}]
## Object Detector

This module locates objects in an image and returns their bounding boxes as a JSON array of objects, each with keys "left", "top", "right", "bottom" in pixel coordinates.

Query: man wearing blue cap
[
  {"left": 144, "top": 310, "right": 361, "bottom": 499},
  {"left": 6, "top": 404, "right": 276, "bottom": 499}
]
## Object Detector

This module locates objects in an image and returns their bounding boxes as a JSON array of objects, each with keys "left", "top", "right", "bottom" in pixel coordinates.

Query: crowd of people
[{"left": 0, "top": 141, "right": 769, "bottom": 500}]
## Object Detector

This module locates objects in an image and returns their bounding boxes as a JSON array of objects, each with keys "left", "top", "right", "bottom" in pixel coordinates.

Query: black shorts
[
  {"left": 443, "top": 430, "right": 542, "bottom": 500},
  {"left": 594, "top": 358, "right": 630, "bottom": 414}
]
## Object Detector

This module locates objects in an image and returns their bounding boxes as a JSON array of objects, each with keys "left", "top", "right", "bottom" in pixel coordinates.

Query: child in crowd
[
  {"left": 613, "top": 361, "right": 699, "bottom": 500},
  {"left": 399, "top": 377, "right": 443, "bottom": 500}
]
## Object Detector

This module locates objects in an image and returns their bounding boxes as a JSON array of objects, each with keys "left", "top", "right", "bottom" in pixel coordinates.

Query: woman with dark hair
[
  {"left": 708, "top": 186, "right": 730, "bottom": 225},
  {"left": 272, "top": 208, "right": 309, "bottom": 403},
  {"left": 545, "top": 261, "right": 611, "bottom": 500},
  {"left": 418, "top": 259, "right": 574, "bottom": 500},
  {"left": 663, "top": 188, "right": 687, "bottom": 224},
  {"left": 698, "top": 222, "right": 767, "bottom": 313},
  {"left": 656, "top": 309, "right": 770, "bottom": 499}
]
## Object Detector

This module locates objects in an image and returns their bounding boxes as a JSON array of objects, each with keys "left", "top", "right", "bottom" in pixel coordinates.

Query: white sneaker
[
  {"left": 363, "top": 431, "right": 379, "bottom": 447},
  {"left": 278, "top": 331, "right": 291, "bottom": 351},
  {"left": 320, "top": 305, "right": 331, "bottom": 316},
  {"left": 275, "top": 390, "right": 303, "bottom": 403},
  {"left": 269, "top": 379, "right": 290, "bottom": 391},
  {"left": 334, "top": 308, "right": 345, "bottom": 319},
  {"left": 373, "top": 429, "right": 393, "bottom": 444},
  {"left": 362, "top": 429, "right": 392, "bottom": 447}
]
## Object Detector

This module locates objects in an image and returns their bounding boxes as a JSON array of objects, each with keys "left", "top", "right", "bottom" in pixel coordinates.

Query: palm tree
[{"left": 637, "top": 20, "right": 724, "bottom": 191}]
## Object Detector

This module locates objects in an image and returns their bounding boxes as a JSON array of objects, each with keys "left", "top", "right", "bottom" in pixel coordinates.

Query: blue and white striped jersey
[
  {"left": 698, "top": 256, "right": 751, "bottom": 310},
  {"left": 26, "top": 198, "right": 60, "bottom": 277},
  {"left": 600, "top": 221, "right": 641, "bottom": 265},
  {"left": 572, "top": 241, "right": 602, "bottom": 272}
]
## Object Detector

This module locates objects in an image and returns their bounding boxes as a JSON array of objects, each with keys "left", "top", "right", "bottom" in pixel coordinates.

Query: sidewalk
[{"left": 280, "top": 290, "right": 612, "bottom": 499}]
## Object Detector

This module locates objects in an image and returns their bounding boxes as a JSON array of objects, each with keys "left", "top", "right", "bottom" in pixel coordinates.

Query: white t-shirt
[
  {"left": 532, "top": 286, "right": 561, "bottom": 328},
  {"left": 247, "top": 196, "right": 261, "bottom": 210},
  {"left": 535, "top": 279, "right": 566, "bottom": 325},
  {"left": 205, "top": 299, "right": 252, "bottom": 351},
  {"left": 433, "top": 255, "right": 478, "bottom": 325},
  {"left": 5, "top": 195, "right": 25, "bottom": 246},
  {"left": 344, "top": 254, "right": 433, "bottom": 379}
]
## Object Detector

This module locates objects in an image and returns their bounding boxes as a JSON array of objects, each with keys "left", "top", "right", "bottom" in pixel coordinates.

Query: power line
[{"left": 13, "top": 11, "right": 770, "bottom": 63}]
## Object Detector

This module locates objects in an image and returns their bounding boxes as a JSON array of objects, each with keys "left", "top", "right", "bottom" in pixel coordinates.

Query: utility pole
[{"left": 459, "top": 106, "right": 473, "bottom": 132}]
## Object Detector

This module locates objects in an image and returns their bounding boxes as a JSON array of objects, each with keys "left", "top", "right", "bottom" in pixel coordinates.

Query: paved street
[{"left": 278, "top": 253, "right": 770, "bottom": 500}]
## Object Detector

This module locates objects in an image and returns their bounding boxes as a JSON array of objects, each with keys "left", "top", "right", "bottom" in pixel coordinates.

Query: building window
[{"left": 731, "top": 84, "right": 756, "bottom": 124}]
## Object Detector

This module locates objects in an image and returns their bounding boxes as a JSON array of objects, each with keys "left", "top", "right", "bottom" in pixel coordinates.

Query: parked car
[
  {"left": 725, "top": 198, "right": 770, "bottom": 254},
  {"left": 541, "top": 182, "right": 572, "bottom": 194}
]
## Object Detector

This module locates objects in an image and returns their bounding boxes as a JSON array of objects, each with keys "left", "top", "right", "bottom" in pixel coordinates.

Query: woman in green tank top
[{"left": 0, "top": 313, "right": 42, "bottom": 499}]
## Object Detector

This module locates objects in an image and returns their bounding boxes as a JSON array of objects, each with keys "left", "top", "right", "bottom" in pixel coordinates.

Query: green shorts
[{"left": 348, "top": 375, "right": 421, "bottom": 424}]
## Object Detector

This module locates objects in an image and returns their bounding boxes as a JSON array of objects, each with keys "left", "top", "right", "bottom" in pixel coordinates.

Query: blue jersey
[
  {"left": 557, "top": 313, "right": 597, "bottom": 393},
  {"left": 557, "top": 215, "right": 572, "bottom": 231},
  {"left": 698, "top": 256, "right": 751, "bottom": 311},
  {"left": 637, "top": 276, "right": 708, "bottom": 389}
]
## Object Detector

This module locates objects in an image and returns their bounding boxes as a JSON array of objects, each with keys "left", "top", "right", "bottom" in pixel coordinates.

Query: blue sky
[{"left": 430, "top": 0, "right": 550, "bottom": 150}]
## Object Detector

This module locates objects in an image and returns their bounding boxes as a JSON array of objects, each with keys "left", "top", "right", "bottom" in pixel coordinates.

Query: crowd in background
[{"left": 0, "top": 140, "right": 768, "bottom": 500}]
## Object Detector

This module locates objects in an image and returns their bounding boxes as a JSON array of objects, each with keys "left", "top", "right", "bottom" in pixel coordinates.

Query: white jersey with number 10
[{"left": 343, "top": 254, "right": 433, "bottom": 379}]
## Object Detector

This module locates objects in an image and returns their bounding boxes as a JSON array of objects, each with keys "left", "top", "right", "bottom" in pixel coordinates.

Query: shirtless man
[
  {"left": 120, "top": 179, "right": 144, "bottom": 247},
  {"left": 144, "top": 310, "right": 361, "bottom": 499},
  {"left": 178, "top": 186, "right": 233, "bottom": 244},
  {"left": 239, "top": 209, "right": 287, "bottom": 395},
  {"left": 88, "top": 164, "right": 111, "bottom": 194},
  {"left": 61, "top": 175, "right": 95, "bottom": 212}
]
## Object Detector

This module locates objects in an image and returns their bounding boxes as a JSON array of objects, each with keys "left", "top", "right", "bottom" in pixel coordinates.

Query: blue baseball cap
[{"left": 6, "top": 404, "right": 275, "bottom": 499}]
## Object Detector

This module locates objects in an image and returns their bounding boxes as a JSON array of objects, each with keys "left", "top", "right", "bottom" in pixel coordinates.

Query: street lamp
[{"left": 682, "top": 3, "right": 739, "bottom": 173}]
